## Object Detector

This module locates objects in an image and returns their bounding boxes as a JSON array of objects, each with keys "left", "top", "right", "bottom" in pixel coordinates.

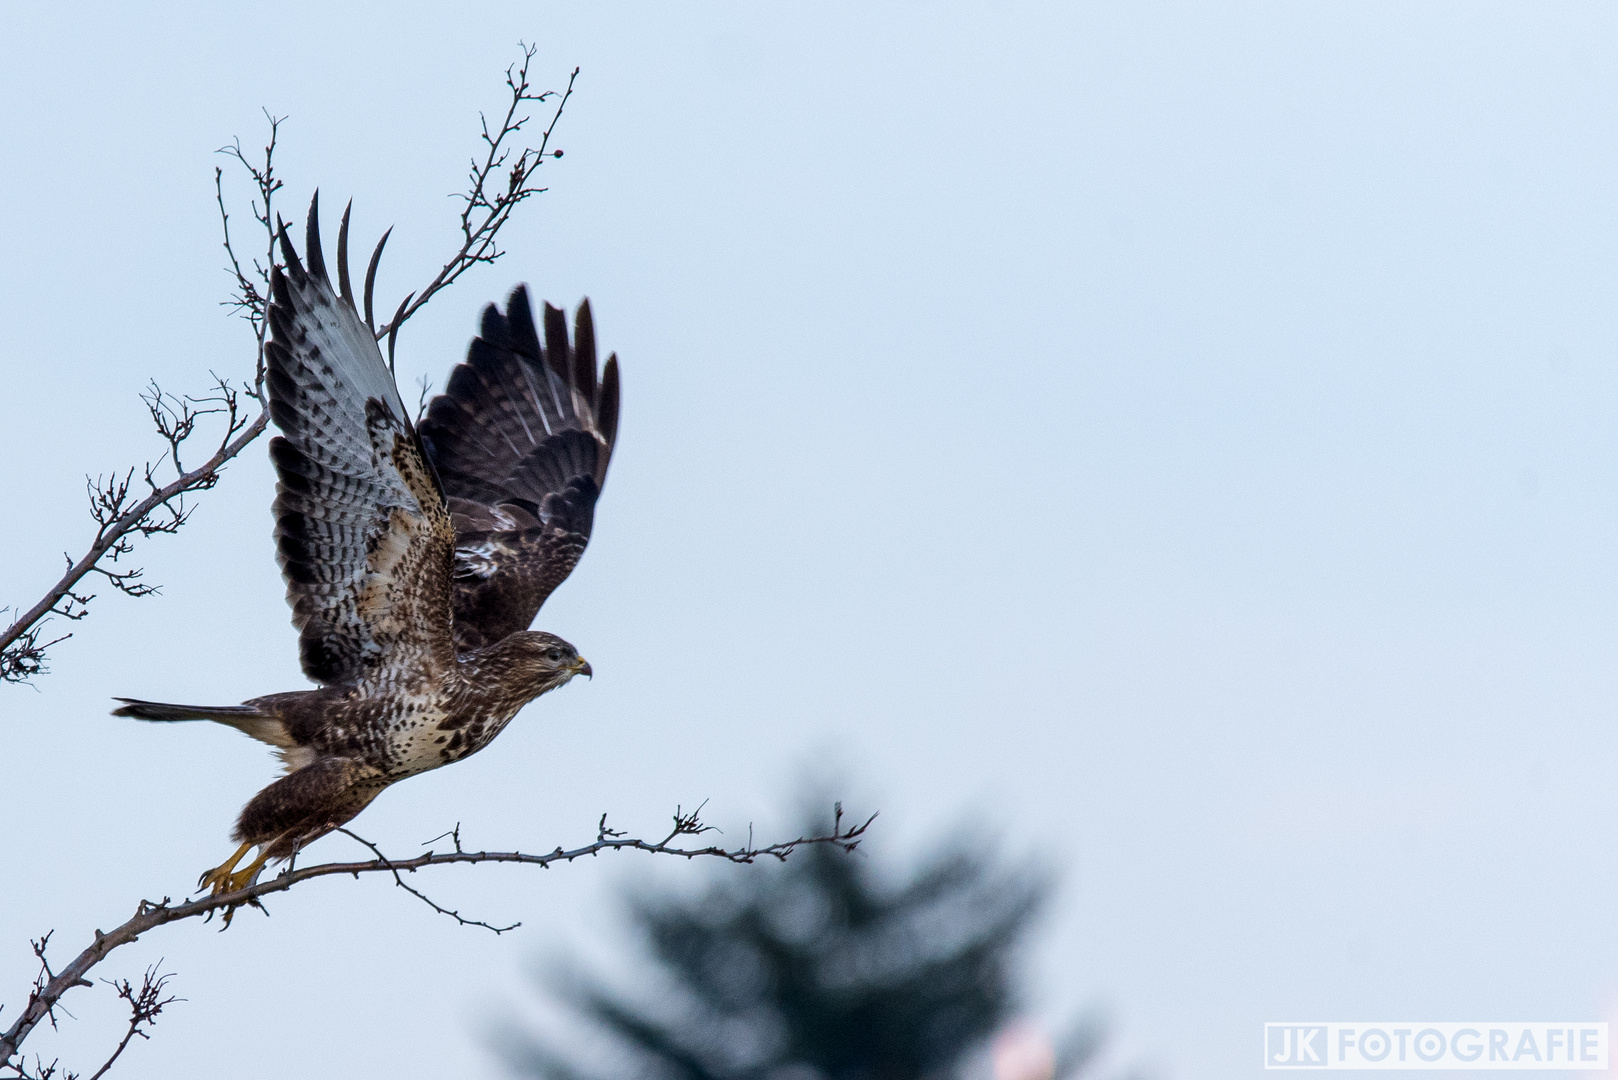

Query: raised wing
[
  {"left": 266, "top": 196, "right": 457, "bottom": 685},
  {"left": 418, "top": 288, "right": 620, "bottom": 653}
]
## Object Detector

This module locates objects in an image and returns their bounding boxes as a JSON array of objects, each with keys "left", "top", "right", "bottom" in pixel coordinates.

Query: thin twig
[
  {"left": 337, "top": 828, "right": 520, "bottom": 934},
  {"left": 377, "top": 45, "right": 576, "bottom": 340},
  {"left": 84, "top": 967, "right": 177, "bottom": 1080},
  {"left": 215, "top": 108, "right": 283, "bottom": 401}
]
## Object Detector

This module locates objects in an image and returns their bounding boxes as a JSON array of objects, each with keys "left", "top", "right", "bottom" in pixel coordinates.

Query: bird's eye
[{"left": 546, "top": 648, "right": 564, "bottom": 662}]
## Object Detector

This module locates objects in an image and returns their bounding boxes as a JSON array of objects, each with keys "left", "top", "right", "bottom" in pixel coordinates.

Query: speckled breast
[{"left": 387, "top": 701, "right": 521, "bottom": 778}]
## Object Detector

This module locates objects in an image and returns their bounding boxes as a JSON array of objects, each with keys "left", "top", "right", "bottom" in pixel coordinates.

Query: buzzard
[{"left": 112, "top": 196, "right": 620, "bottom": 899}]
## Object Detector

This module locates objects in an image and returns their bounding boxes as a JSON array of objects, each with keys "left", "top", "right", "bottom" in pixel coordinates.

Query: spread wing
[
  {"left": 417, "top": 288, "right": 620, "bottom": 653},
  {"left": 266, "top": 196, "right": 457, "bottom": 686}
]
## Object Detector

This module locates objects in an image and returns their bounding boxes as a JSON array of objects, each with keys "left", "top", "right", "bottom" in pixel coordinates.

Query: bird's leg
[
  {"left": 199, "top": 842, "right": 271, "bottom": 896},
  {"left": 198, "top": 842, "right": 252, "bottom": 895},
  {"left": 199, "top": 844, "right": 274, "bottom": 929},
  {"left": 223, "top": 849, "right": 271, "bottom": 893}
]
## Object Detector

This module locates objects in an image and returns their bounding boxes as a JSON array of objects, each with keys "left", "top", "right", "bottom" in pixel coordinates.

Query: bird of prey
[{"left": 112, "top": 196, "right": 620, "bottom": 900}]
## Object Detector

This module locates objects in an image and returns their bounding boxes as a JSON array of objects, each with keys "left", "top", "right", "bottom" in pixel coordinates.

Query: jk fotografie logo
[{"left": 1264, "top": 1023, "right": 1608, "bottom": 1070}]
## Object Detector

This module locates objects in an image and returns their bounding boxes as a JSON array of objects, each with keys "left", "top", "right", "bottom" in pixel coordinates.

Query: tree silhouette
[{"left": 505, "top": 802, "right": 1099, "bottom": 1080}]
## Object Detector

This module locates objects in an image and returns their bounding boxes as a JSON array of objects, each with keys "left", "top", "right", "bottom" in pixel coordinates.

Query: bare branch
[
  {"left": 414, "top": 374, "right": 435, "bottom": 424},
  {"left": 377, "top": 45, "right": 576, "bottom": 339},
  {"left": 0, "top": 958, "right": 177, "bottom": 1080},
  {"left": 0, "top": 1053, "right": 71, "bottom": 1080},
  {"left": 0, "top": 120, "right": 281, "bottom": 685},
  {"left": 336, "top": 828, "right": 520, "bottom": 934},
  {"left": 0, "top": 616, "right": 68, "bottom": 686},
  {"left": 83, "top": 968, "right": 177, "bottom": 1080},
  {"left": 214, "top": 109, "right": 283, "bottom": 401},
  {"left": 0, "top": 806, "right": 873, "bottom": 1070},
  {"left": 0, "top": 402, "right": 270, "bottom": 684}
]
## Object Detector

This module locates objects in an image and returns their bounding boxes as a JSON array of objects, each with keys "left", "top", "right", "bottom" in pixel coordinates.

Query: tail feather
[
  {"left": 113, "top": 697, "right": 294, "bottom": 750},
  {"left": 111, "top": 698, "right": 262, "bottom": 722}
]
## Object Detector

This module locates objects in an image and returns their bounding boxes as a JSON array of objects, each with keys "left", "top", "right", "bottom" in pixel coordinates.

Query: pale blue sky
[{"left": 4, "top": 4, "right": 1618, "bottom": 1078}]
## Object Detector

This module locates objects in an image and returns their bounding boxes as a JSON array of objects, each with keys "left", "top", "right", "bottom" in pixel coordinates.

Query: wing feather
[
  {"left": 418, "top": 288, "right": 619, "bottom": 652},
  {"left": 267, "top": 195, "right": 457, "bottom": 685}
]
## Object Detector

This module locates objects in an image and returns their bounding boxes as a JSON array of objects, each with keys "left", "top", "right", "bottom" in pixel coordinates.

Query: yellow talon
[
  {"left": 199, "top": 843, "right": 272, "bottom": 928},
  {"left": 226, "top": 850, "right": 269, "bottom": 892},
  {"left": 198, "top": 842, "right": 253, "bottom": 894},
  {"left": 199, "top": 844, "right": 270, "bottom": 895}
]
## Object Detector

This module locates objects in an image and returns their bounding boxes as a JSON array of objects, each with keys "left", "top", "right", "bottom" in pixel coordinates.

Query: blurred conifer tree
[{"left": 503, "top": 801, "right": 1103, "bottom": 1080}]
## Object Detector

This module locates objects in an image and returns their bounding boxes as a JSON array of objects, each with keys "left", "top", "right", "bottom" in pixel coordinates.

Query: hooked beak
[{"left": 571, "top": 657, "right": 592, "bottom": 680}]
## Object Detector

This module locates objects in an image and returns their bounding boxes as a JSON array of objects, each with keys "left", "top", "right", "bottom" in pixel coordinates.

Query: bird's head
[{"left": 504, "top": 631, "right": 592, "bottom": 695}]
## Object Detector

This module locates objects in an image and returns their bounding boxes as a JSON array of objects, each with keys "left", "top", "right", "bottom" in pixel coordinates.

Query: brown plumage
[
  {"left": 112, "top": 195, "right": 620, "bottom": 899},
  {"left": 420, "top": 283, "right": 619, "bottom": 652}
]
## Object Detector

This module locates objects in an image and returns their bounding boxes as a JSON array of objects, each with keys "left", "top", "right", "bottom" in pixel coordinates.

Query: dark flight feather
[
  {"left": 418, "top": 288, "right": 620, "bottom": 653},
  {"left": 364, "top": 227, "right": 391, "bottom": 331},
  {"left": 336, "top": 200, "right": 354, "bottom": 306}
]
